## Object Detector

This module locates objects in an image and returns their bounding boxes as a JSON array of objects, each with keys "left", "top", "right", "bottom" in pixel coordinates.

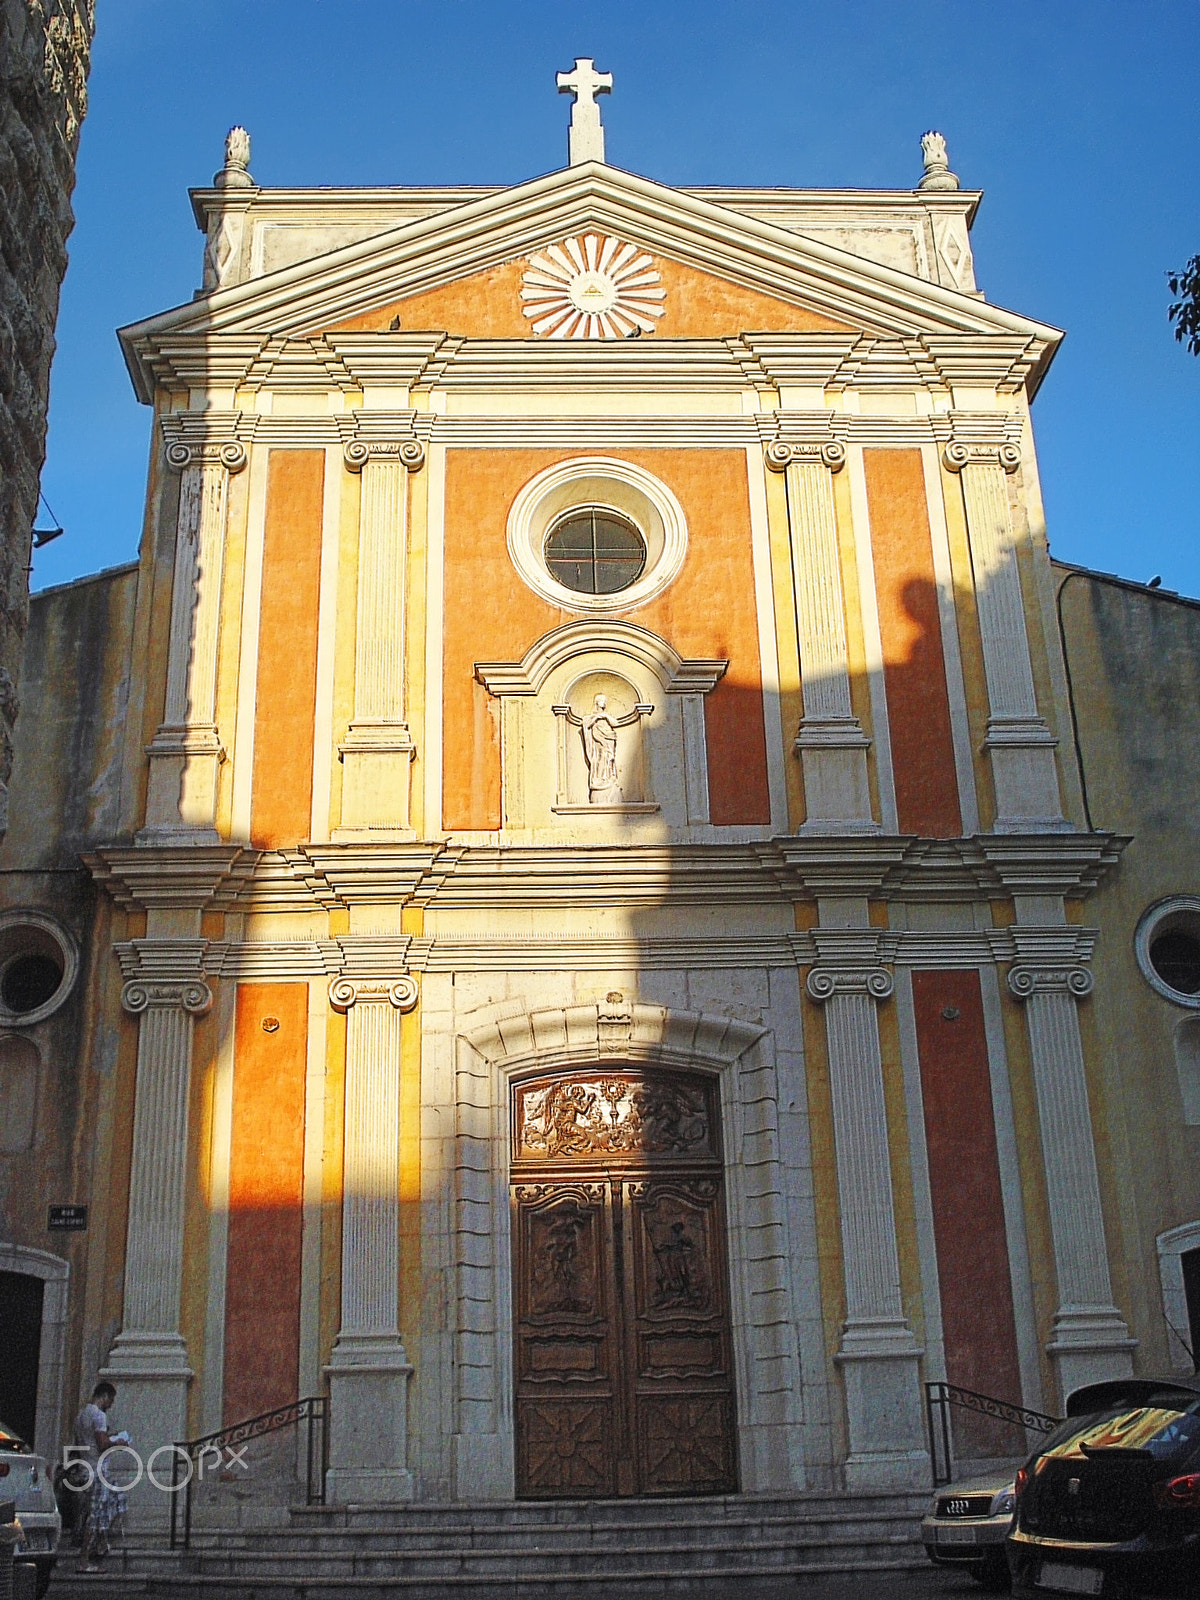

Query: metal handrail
[
  {"left": 925, "top": 1381, "right": 1060, "bottom": 1487},
  {"left": 170, "top": 1395, "right": 328, "bottom": 1549}
]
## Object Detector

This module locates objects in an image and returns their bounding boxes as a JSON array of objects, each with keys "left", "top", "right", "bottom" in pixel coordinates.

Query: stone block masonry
[{"left": 0, "top": 0, "right": 93, "bottom": 833}]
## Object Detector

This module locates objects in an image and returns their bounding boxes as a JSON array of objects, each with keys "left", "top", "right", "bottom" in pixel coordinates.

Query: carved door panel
[
  {"left": 513, "top": 1069, "right": 738, "bottom": 1499},
  {"left": 624, "top": 1177, "right": 737, "bottom": 1495},
  {"left": 513, "top": 1182, "right": 618, "bottom": 1497}
]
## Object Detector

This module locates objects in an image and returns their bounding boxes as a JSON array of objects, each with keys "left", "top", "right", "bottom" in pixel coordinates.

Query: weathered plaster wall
[
  {"left": 1056, "top": 563, "right": 1200, "bottom": 1371},
  {"left": 0, "top": 562, "right": 136, "bottom": 1445}
]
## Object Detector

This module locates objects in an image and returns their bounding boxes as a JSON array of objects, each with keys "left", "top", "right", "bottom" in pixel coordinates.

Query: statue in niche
[
  {"left": 556, "top": 692, "right": 647, "bottom": 804},
  {"left": 582, "top": 695, "right": 620, "bottom": 801},
  {"left": 552, "top": 674, "right": 655, "bottom": 811}
]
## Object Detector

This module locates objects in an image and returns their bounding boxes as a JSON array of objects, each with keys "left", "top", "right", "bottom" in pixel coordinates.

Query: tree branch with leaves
[{"left": 1168, "top": 256, "right": 1200, "bottom": 355}]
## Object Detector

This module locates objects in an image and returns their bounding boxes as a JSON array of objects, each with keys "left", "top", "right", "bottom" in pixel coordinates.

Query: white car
[
  {"left": 922, "top": 1467, "right": 1018, "bottom": 1589},
  {"left": 0, "top": 1421, "right": 61, "bottom": 1599}
]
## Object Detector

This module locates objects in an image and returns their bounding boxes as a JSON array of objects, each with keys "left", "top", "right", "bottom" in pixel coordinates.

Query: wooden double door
[{"left": 512, "top": 1068, "right": 737, "bottom": 1498}]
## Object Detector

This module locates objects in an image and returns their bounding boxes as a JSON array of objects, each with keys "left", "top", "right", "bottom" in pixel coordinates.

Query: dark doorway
[
  {"left": 0, "top": 1271, "right": 44, "bottom": 1443},
  {"left": 512, "top": 1068, "right": 737, "bottom": 1498},
  {"left": 1182, "top": 1247, "right": 1200, "bottom": 1375}
]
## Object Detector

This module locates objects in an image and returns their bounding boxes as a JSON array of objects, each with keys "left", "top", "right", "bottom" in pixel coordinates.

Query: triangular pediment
[
  {"left": 325, "top": 248, "right": 853, "bottom": 340},
  {"left": 120, "top": 162, "right": 1062, "bottom": 397}
]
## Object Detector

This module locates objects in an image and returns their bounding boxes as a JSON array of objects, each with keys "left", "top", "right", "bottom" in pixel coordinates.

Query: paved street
[
  {"left": 793, "top": 1572, "right": 993, "bottom": 1599},
  {"left": 540, "top": 1572, "right": 999, "bottom": 1600}
]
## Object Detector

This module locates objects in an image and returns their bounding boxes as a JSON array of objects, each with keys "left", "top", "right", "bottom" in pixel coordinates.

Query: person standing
[{"left": 70, "top": 1382, "right": 116, "bottom": 1574}]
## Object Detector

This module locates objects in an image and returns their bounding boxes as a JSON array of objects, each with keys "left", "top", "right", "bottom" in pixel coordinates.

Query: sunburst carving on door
[{"left": 520, "top": 234, "right": 666, "bottom": 339}]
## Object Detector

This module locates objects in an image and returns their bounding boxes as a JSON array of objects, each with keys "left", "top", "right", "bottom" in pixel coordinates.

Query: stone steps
[{"left": 47, "top": 1493, "right": 931, "bottom": 1599}]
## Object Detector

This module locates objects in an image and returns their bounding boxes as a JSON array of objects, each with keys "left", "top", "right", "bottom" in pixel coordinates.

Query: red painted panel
[
  {"left": 913, "top": 970, "right": 1023, "bottom": 1451},
  {"left": 250, "top": 451, "right": 325, "bottom": 848},
  {"left": 865, "top": 449, "right": 963, "bottom": 838},
  {"left": 223, "top": 983, "right": 308, "bottom": 1422}
]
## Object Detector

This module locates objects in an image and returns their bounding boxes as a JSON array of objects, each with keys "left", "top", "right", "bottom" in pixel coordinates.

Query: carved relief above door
[{"left": 512, "top": 1068, "right": 737, "bottom": 1498}]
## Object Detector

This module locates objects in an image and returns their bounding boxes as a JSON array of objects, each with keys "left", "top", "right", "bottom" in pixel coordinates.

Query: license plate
[
  {"left": 937, "top": 1525, "right": 978, "bottom": 1544},
  {"left": 1037, "top": 1564, "right": 1103, "bottom": 1595}
]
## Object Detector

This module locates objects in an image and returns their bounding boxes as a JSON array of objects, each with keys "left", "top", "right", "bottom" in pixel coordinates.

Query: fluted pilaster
[
  {"left": 337, "top": 441, "right": 425, "bottom": 835},
  {"left": 767, "top": 441, "right": 876, "bottom": 833},
  {"left": 1007, "top": 963, "right": 1134, "bottom": 1394},
  {"left": 141, "top": 436, "right": 247, "bottom": 842},
  {"left": 806, "top": 942, "right": 927, "bottom": 1486},
  {"left": 944, "top": 440, "right": 1066, "bottom": 831},
  {"left": 325, "top": 973, "right": 418, "bottom": 1502},
  {"left": 102, "top": 968, "right": 213, "bottom": 1493},
  {"left": 118, "top": 979, "right": 212, "bottom": 1338}
]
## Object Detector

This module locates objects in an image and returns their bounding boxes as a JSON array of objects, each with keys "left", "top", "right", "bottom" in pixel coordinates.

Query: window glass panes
[{"left": 545, "top": 510, "right": 646, "bottom": 595}]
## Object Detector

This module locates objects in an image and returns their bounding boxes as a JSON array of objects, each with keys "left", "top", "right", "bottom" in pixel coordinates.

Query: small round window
[
  {"left": 0, "top": 912, "right": 78, "bottom": 1027},
  {"left": 1151, "top": 931, "right": 1200, "bottom": 996},
  {"left": 544, "top": 509, "right": 647, "bottom": 596},
  {"left": 1136, "top": 898, "right": 1200, "bottom": 1008}
]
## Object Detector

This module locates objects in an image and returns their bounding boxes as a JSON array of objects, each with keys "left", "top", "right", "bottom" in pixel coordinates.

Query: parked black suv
[{"left": 1007, "top": 1376, "right": 1200, "bottom": 1598}]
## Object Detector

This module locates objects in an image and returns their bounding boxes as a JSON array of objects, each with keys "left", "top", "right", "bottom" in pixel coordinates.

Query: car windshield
[
  {"left": 0, "top": 1421, "right": 32, "bottom": 1452},
  {"left": 1043, "top": 1398, "right": 1200, "bottom": 1466}
]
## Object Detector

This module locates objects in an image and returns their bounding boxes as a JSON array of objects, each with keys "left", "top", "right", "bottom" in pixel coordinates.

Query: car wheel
[{"left": 970, "top": 1550, "right": 1010, "bottom": 1591}]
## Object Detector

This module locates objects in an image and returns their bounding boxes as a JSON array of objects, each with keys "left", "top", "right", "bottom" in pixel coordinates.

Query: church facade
[{"left": 3, "top": 70, "right": 1199, "bottom": 1508}]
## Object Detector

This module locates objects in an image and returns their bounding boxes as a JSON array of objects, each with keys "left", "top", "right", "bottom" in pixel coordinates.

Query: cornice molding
[
  {"left": 121, "top": 165, "right": 1061, "bottom": 392},
  {"left": 87, "top": 834, "right": 1127, "bottom": 915},
  {"left": 475, "top": 619, "right": 727, "bottom": 698},
  {"left": 86, "top": 847, "right": 261, "bottom": 911},
  {"left": 131, "top": 331, "right": 1049, "bottom": 410},
  {"left": 110, "top": 923, "right": 1101, "bottom": 981}
]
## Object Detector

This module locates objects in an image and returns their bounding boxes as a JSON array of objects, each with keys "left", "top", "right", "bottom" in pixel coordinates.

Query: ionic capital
[
  {"left": 942, "top": 440, "right": 1021, "bottom": 475},
  {"left": 806, "top": 966, "right": 895, "bottom": 1004},
  {"left": 165, "top": 440, "right": 248, "bottom": 475},
  {"left": 121, "top": 978, "right": 213, "bottom": 1016},
  {"left": 765, "top": 439, "right": 846, "bottom": 474},
  {"left": 329, "top": 975, "right": 419, "bottom": 1013},
  {"left": 1007, "top": 965, "right": 1094, "bottom": 1001},
  {"left": 343, "top": 439, "right": 426, "bottom": 474}
]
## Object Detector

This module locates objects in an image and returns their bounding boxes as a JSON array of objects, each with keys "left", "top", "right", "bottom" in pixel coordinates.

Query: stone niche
[
  {"left": 554, "top": 669, "right": 654, "bottom": 812},
  {"left": 475, "top": 620, "right": 727, "bottom": 839}
]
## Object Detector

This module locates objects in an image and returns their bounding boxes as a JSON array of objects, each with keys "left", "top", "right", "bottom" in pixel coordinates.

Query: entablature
[{"left": 87, "top": 834, "right": 1128, "bottom": 917}]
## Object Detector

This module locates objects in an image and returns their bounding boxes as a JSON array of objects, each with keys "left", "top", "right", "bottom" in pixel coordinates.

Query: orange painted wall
[
  {"left": 441, "top": 449, "right": 770, "bottom": 829},
  {"left": 223, "top": 983, "right": 308, "bottom": 1422},
  {"left": 913, "top": 971, "right": 1024, "bottom": 1451},
  {"left": 250, "top": 451, "right": 325, "bottom": 848},
  {"left": 329, "top": 252, "right": 849, "bottom": 338},
  {"left": 865, "top": 449, "right": 962, "bottom": 838}
]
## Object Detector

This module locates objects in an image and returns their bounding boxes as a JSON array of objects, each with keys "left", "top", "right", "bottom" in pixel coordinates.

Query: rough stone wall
[{"left": 0, "top": 0, "right": 94, "bottom": 834}]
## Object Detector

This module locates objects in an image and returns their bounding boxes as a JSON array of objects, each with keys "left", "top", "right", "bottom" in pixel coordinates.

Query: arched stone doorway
[
  {"left": 511, "top": 1067, "right": 737, "bottom": 1497},
  {"left": 0, "top": 1244, "right": 69, "bottom": 1454}
]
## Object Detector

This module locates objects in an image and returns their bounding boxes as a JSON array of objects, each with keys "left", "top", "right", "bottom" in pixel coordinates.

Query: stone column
[
  {"left": 336, "top": 440, "right": 425, "bottom": 836},
  {"left": 103, "top": 972, "right": 213, "bottom": 1491},
  {"left": 806, "top": 937, "right": 928, "bottom": 1488},
  {"left": 943, "top": 440, "right": 1066, "bottom": 832},
  {"left": 325, "top": 974, "right": 418, "bottom": 1501},
  {"left": 1007, "top": 962, "right": 1134, "bottom": 1397},
  {"left": 766, "top": 441, "right": 876, "bottom": 833},
  {"left": 141, "top": 437, "right": 247, "bottom": 843}
]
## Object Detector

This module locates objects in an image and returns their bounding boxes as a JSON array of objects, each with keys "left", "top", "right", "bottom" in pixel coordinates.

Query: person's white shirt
[{"left": 73, "top": 1401, "right": 109, "bottom": 1466}]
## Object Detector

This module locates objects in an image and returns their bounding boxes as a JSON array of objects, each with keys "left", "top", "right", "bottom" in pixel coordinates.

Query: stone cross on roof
[{"left": 556, "top": 58, "right": 613, "bottom": 166}]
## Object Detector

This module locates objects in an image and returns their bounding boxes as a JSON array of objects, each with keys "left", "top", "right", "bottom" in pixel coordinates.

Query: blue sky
[{"left": 34, "top": 1, "right": 1200, "bottom": 595}]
